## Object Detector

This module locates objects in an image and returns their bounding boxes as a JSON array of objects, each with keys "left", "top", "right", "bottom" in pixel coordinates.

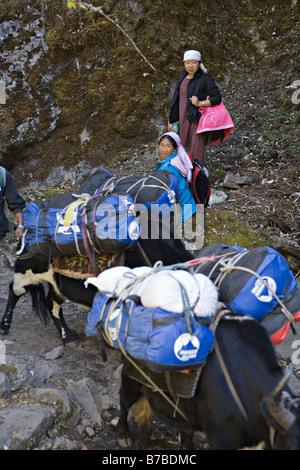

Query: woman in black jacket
[{"left": 168, "top": 50, "right": 221, "bottom": 163}]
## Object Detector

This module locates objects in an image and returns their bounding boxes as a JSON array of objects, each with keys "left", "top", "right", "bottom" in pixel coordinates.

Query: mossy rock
[
  {"left": 204, "top": 209, "right": 267, "bottom": 249},
  {"left": 0, "top": 364, "right": 18, "bottom": 379}
]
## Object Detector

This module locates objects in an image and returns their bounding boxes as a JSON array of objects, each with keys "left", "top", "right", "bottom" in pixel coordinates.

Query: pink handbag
[{"left": 196, "top": 100, "right": 235, "bottom": 146}]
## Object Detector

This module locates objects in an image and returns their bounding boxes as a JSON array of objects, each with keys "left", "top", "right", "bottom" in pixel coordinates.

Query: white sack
[
  {"left": 140, "top": 270, "right": 218, "bottom": 318},
  {"left": 140, "top": 270, "right": 200, "bottom": 312},
  {"left": 131, "top": 266, "right": 153, "bottom": 277},
  {"left": 84, "top": 266, "right": 131, "bottom": 292},
  {"left": 114, "top": 266, "right": 154, "bottom": 298},
  {"left": 193, "top": 273, "right": 219, "bottom": 317}
]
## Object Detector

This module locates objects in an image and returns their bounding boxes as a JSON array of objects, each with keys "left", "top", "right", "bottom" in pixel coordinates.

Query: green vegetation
[{"left": 205, "top": 209, "right": 267, "bottom": 248}]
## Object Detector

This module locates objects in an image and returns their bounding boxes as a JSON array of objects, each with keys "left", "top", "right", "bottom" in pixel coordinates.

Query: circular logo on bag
[
  {"left": 128, "top": 219, "right": 140, "bottom": 241},
  {"left": 174, "top": 333, "right": 200, "bottom": 362},
  {"left": 251, "top": 276, "right": 277, "bottom": 303}
]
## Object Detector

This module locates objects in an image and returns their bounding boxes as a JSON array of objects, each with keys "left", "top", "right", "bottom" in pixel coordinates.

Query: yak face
[
  {"left": 261, "top": 393, "right": 300, "bottom": 449},
  {"left": 260, "top": 371, "right": 300, "bottom": 450}
]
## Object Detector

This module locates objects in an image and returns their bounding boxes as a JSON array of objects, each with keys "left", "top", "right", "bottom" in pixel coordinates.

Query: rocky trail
[
  {"left": 0, "top": 172, "right": 299, "bottom": 451},
  {"left": 0, "top": 0, "right": 299, "bottom": 451}
]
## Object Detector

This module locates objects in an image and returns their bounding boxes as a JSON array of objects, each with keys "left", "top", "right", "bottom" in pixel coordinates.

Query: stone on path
[{"left": 0, "top": 405, "right": 55, "bottom": 450}]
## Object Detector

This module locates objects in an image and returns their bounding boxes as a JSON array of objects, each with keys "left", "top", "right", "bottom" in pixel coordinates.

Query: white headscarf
[
  {"left": 183, "top": 49, "right": 207, "bottom": 73},
  {"left": 162, "top": 132, "right": 193, "bottom": 183}
]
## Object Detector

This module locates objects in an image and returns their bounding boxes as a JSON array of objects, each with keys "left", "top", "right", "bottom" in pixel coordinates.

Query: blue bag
[
  {"left": 195, "top": 244, "right": 300, "bottom": 344},
  {"left": 23, "top": 193, "right": 140, "bottom": 257},
  {"left": 86, "top": 291, "right": 215, "bottom": 373},
  {"left": 226, "top": 247, "right": 299, "bottom": 320},
  {"left": 195, "top": 245, "right": 299, "bottom": 320}
]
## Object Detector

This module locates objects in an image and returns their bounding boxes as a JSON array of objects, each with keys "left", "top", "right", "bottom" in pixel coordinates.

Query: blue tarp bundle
[
  {"left": 86, "top": 291, "right": 215, "bottom": 373},
  {"left": 23, "top": 193, "right": 140, "bottom": 257},
  {"left": 195, "top": 244, "right": 300, "bottom": 320},
  {"left": 194, "top": 244, "right": 300, "bottom": 343},
  {"left": 22, "top": 168, "right": 181, "bottom": 257}
]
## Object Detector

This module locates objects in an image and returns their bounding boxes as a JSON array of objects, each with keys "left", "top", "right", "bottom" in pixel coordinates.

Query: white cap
[{"left": 183, "top": 50, "right": 201, "bottom": 62}]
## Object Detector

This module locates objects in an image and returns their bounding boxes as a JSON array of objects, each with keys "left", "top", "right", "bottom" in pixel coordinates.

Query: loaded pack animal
[
  {"left": 82, "top": 240, "right": 300, "bottom": 450},
  {"left": 3, "top": 166, "right": 300, "bottom": 450},
  {"left": 0, "top": 168, "right": 193, "bottom": 343},
  {"left": 0, "top": 218, "right": 191, "bottom": 343},
  {"left": 116, "top": 312, "right": 300, "bottom": 450}
]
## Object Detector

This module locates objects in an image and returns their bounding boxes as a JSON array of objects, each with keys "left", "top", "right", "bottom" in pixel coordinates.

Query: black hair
[{"left": 159, "top": 135, "right": 177, "bottom": 149}]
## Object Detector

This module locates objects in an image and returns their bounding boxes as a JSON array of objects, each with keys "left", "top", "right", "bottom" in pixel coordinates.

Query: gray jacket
[{"left": 0, "top": 167, "right": 26, "bottom": 240}]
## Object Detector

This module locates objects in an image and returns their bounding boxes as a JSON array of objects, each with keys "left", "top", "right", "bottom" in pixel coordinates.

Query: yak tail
[
  {"left": 132, "top": 396, "right": 154, "bottom": 427},
  {"left": 28, "top": 284, "right": 51, "bottom": 326}
]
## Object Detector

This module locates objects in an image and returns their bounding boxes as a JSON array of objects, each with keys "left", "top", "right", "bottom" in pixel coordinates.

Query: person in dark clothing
[
  {"left": 168, "top": 50, "right": 222, "bottom": 163},
  {"left": 0, "top": 167, "right": 26, "bottom": 242}
]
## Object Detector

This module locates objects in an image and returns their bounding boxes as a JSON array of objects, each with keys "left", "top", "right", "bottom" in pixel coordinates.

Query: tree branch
[{"left": 67, "top": 1, "right": 156, "bottom": 72}]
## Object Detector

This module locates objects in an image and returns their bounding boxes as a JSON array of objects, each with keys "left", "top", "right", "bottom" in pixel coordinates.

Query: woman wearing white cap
[{"left": 168, "top": 50, "right": 221, "bottom": 164}]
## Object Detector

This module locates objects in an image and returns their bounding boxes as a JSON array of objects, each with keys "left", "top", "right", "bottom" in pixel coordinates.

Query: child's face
[
  {"left": 158, "top": 138, "right": 176, "bottom": 160},
  {"left": 184, "top": 60, "right": 200, "bottom": 76}
]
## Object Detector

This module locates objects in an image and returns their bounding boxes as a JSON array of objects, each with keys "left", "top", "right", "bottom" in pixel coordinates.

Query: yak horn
[
  {"left": 269, "top": 369, "right": 293, "bottom": 401},
  {"left": 267, "top": 369, "right": 296, "bottom": 430}
]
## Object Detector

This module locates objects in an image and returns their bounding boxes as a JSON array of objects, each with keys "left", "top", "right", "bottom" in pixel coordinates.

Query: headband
[{"left": 162, "top": 132, "right": 193, "bottom": 183}]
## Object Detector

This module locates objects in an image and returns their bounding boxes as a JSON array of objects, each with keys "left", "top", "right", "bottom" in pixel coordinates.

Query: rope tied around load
[
  {"left": 96, "top": 261, "right": 210, "bottom": 422},
  {"left": 151, "top": 251, "right": 295, "bottom": 326},
  {"left": 216, "top": 254, "right": 295, "bottom": 325},
  {"left": 62, "top": 193, "right": 92, "bottom": 226}
]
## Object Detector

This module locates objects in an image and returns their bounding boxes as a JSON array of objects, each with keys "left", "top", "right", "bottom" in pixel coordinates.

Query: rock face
[
  {"left": 270, "top": 236, "right": 300, "bottom": 274},
  {"left": 0, "top": 372, "right": 11, "bottom": 398},
  {"left": 1, "top": 16, "right": 58, "bottom": 139},
  {"left": 0, "top": 405, "right": 55, "bottom": 450},
  {"left": 1, "top": 0, "right": 297, "bottom": 189},
  {"left": 0, "top": 6, "right": 61, "bottom": 166},
  {"left": 0, "top": 1, "right": 162, "bottom": 181}
]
